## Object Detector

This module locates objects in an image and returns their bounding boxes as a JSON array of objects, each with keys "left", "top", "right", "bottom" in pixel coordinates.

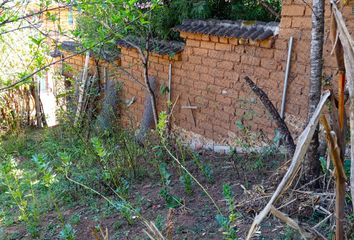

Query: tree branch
[{"left": 243, "top": 76, "right": 296, "bottom": 156}]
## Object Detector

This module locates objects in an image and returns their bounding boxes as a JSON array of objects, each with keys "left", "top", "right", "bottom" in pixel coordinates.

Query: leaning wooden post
[
  {"left": 331, "top": 0, "right": 354, "bottom": 211},
  {"left": 74, "top": 51, "right": 90, "bottom": 125},
  {"left": 32, "top": 77, "right": 42, "bottom": 128},
  {"left": 320, "top": 115, "right": 346, "bottom": 239}
]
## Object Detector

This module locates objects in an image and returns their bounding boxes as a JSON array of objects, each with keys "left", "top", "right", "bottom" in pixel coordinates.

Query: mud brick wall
[{"left": 57, "top": 1, "right": 354, "bottom": 146}]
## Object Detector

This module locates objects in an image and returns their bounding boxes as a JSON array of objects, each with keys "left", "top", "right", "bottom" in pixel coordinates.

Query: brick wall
[{"left": 57, "top": 1, "right": 354, "bottom": 146}]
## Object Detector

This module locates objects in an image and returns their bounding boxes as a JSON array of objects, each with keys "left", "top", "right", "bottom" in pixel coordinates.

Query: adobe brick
[
  {"left": 270, "top": 71, "right": 285, "bottom": 82},
  {"left": 255, "top": 48, "right": 274, "bottom": 58},
  {"left": 191, "top": 33, "right": 203, "bottom": 40},
  {"left": 201, "top": 41, "right": 215, "bottom": 50},
  {"left": 215, "top": 78, "right": 231, "bottom": 88},
  {"left": 215, "top": 43, "right": 232, "bottom": 51},
  {"left": 207, "top": 84, "right": 222, "bottom": 94},
  {"left": 280, "top": 17, "right": 292, "bottom": 28},
  {"left": 199, "top": 121, "right": 213, "bottom": 131},
  {"left": 234, "top": 45, "right": 245, "bottom": 54},
  {"left": 183, "top": 79, "right": 194, "bottom": 87},
  {"left": 223, "top": 52, "right": 241, "bottom": 62},
  {"left": 202, "top": 35, "right": 210, "bottom": 41},
  {"left": 261, "top": 58, "right": 278, "bottom": 70},
  {"left": 189, "top": 88, "right": 202, "bottom": 96},
  {"left": 174, "top": 68, "right": 187, "bottom": 77},
  {"left": 241, "top": 55, "right": 261, "bottom": 66},
  {"left": 189, "top": 71, "right": 200, "bottom": 80},
  {"left": 210, "top": 35, "right": 219, "bottom": 43},
  {"left": 292, "top": 17, "right": 312, "bottom": 29},
  {"left": 223, "top": 106, "right": 236, "bottom": 116},
  {"left": 200, "top": 73, "right": 215, "bottom": 84},
  {"left": 209, "top": 68, "right": 225, "bottom": 77},
  {"left": 274, "top": 50, "right": 287, "bottom": 61},
  {"left": 195, "top": 96, "right": 209, "bottom": 106},
  {"left": 182, "top": 63, "right": 195, "bottom": 71},
  {"left": 240, "top": 64, "right": 255, "bottom": 75},
  {"left": 224, "top": 71, "right": 239, "bottom": 81},
  {"left": 259, "top": 39, "right": 274, "bottom": 48},
  {"left": 281, "top": 5, "right": 305, "bottom": 16},
  {"left": 154, "top": 63, "right": 164, "bottom": 72},
  {"left": 128, "top": 50, "right": 139, "bottom": 58},
  {"left": 254, "top": 67, "right": 271, "bottom": 79},
  {"left": 274, "top": 39, "right": 288, "bottom": 50},
  {"left": 217, "top": 61, "right": 234, "bottom": 70},
  {"left": 219, "top": 37, "right": 229, "bottom": 44},
  {"left": 202, "top": 58, "right": 217, "bottom": 67},
  {"left": 208, "top": 49, "right": 224, "bottom": 59},
  {"left": 193, "top": 47, "right": 208, "bottom": 56},
  {"left": 229, "top": 38, "right": 239, "bottom": 45},
  {"left": 186, "top": 39, "right": 200, "bottom": 47},
  {"left": 158, "top": 71, "right": 169, "bottom": 79},
  {"left": 195, "top": 65, "right": 209, "bottom": 73},
  {"left": 189, "top": 55, "right": 202, "bottom": 64}
]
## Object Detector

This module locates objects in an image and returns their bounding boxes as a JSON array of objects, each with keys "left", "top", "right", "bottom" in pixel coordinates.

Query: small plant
[
  {"left": 216, "top": 184, "right": 238, "bottom": 240},
  {"left": 192, "top": 153, "right": 214, "bottom": 183},
  {"left": 154, "top": 214, "right": 165, "bottom": 231},
  {"left": 59, "top": 224, "right": 76, "bottom": 240},
  {"left": 69, "top": 213, "right": 81, "bottom": 225},
  {"left": 115, "top": 177, "right": 130, "bottom": 198},
  {"left": 159, "top": 162, "right": 172, "bottom": 186},
  {"left": 159, "top": 188, "right": 183, "bottom": 209},
  {"left": 115, "top": 200, "right": 140, "bottom": 225},
  {"left": 179, "top": 173, "right": 192, "bottom": 195},
  {"left": 0, "top": 153, "right": 40, "bottom": 238}
]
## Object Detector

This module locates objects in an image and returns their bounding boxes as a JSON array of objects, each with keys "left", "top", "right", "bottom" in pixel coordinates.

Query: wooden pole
[{"left": 320, "top": 115, "right": 346, "bottom": 240}]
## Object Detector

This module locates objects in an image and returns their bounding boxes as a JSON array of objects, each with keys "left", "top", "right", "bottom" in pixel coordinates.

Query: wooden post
[
  {"left": 32, "top": 77, "right": 42, "bottom": 128},
  {"left": 74, "top": 51, "right": 90, "bottom": 125}
]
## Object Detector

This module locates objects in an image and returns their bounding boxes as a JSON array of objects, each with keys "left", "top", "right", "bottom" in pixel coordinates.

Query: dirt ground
[{"left": 2, "top": 149, "right": 353, "bottom": 240}]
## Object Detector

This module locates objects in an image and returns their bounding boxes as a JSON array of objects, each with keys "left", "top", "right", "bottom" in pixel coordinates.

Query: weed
[
  {"left": 179, "top": 173, "right": 192, "bottom": 195},
  {"left": 216, "top": 184, "right": 238, "bottom": 240},
  {"left": 0, "top": 152, "right": 40, "bottom": 238},
  {"left": 159, "top": 188, "right": 183, "bottom": 209},
  {"left": 154, "top": 214, "right": 165, "bottom": 231},
  {"left": 159, "top": 162, "right": 172, "bottom": 186},
  {"left": 192, "top": 153, "right": 214, "bottom": 183},
  {"left": 59, "top": 224, "right": 76, "bottom": 240},
  {"left": 115, "top": 200, "right": 140, "bottom": 225},
  {"left": 115, "top": 177, "right": 130, "bottom": 198},
  {"left": 69, "top": 213, "right": 81, "bottom": 225}
]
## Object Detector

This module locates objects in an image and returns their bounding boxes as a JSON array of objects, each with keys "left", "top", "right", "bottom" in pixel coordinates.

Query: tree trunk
[{"left": 303, "top": 0, "right": 325, "bottom": 182}]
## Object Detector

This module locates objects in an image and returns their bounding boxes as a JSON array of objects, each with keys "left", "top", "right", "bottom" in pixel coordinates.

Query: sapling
[
  {"left": 215, "top": 183, "right": 238, "bottom": 240},
  {"left": 192, "top": 152, "right": 214, "bottom": 183},
  {"left": 0, "top": 152, "right": 41, "bottom": 237},
  {"left": 59, "top": 224, "right": 76, "bottom": 240}
]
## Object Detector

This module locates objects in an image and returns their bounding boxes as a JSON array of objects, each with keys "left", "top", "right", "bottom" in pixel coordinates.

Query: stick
[
  {"left": 320, "top": 115, "right": 346, "bottom": 240},
  {"left": 243, "top": 76, "right": 295, "bottom": 156},
  {"left": 270, "top": 206, "right": 311, "bottom": 239}
]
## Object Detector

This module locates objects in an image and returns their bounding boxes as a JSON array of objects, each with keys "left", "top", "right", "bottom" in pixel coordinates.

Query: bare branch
[{"left": 0, "top": 5, "right": 72, "bottom": 27}]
